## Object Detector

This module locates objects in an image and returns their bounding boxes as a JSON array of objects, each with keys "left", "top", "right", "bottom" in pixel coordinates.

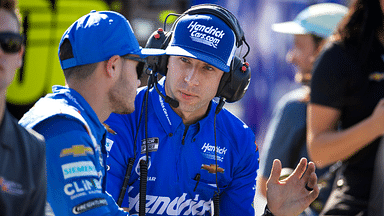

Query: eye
[
  {"left": 180, "top": 57, "right": 190, "bottom": 63},
  {"left": 203, "top": 65, "right": 214, "bottom": 71}
]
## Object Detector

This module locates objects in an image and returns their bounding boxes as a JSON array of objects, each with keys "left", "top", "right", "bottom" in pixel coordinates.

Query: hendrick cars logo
[{"left": 187, "top": 21, "right": 225, "bottom": 48}]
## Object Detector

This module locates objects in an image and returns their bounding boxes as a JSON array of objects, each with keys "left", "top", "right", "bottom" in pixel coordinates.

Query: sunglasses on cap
[
  {"left": 0, "top": 32, "right": 24, "bottom": 54},
  {"left": 122, "top": 55, "right": 147, "bottom": 79}
]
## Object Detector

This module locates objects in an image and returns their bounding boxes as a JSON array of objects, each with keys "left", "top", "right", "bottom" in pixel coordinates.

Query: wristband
[{"left": 262, "top": 205, "right": 275, "bottom": 216}]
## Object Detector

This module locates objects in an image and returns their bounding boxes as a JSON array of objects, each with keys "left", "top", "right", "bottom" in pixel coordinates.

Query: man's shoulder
[
  {"left": 5, "top": 110, "right": 45, "bottom": 156},
  {"left": 20, "top": 97, "right": 87, "bottom": 129},
  {"left": 217, "top": 107, "right": 249, "bottom": 127},
  {"left": 215, "top": 106, "right": 254, "bottom": 138}
]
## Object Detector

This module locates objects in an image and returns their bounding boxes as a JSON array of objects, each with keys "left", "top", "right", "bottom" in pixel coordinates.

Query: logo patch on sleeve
[
  {"left": 72, "top": 198, "right": 108, "bottom": 214},
  {"left": 61, "top": 161, "right": 98, "bottom": 179},
  {"left": 60, "top": 145, "right": 94, "bottom": 157}
]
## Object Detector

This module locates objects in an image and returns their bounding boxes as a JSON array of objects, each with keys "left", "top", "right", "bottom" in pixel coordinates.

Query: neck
[
  {"left": 68, "top": 80, "right": 111, "bottom": 123},
  {"left": 172, "top": 102, "right": 210, "bottom": 125}
]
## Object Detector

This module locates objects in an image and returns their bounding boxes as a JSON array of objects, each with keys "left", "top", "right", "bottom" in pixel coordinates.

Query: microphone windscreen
[{"left": 165, "top": 96, "right": 179, "bottom": 108}]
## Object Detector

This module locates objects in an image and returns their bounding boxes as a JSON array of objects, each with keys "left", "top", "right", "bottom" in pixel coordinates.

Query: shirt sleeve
[
  {"left": 26, "top": 129, "right": 47, "bottom": 216},
  {"left": 34, "top": 116, "right": 128, "bottom": 216},
  {"left": 310, "top": 43, "right": 356, "bottom": 109},
  {"left": 220, "top": 130, "right": 259, "bottom": 216},
  {"left": 104, "top": 113, "right": 137, "bottom": 209}
]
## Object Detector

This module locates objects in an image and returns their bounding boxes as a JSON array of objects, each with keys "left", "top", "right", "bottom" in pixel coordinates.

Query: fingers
[
  {"left": 306, "top": 171, "right": 317, "bottom": 190},
  {"left": 301, "top": 161, "right": 316, "bottom": 183},
  {"left": 307, "top": 172, "right": 320, "bottom": 201},
  {"left": 289, "top": 158, "right": 308, "bottom": 179},
  {"left": 268, "top": 159, "right": 282, "bottom": 183}
]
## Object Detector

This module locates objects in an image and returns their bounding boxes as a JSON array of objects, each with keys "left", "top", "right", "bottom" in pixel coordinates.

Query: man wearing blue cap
[
  {"left": 105, "top": 4, "right": 319, "bottom": 216},
  {"left": 19, "top": 10, "right": 165, "bottom": 216},
  {"left": 257, "top": 3, "right": 347, "bottom": 215}
]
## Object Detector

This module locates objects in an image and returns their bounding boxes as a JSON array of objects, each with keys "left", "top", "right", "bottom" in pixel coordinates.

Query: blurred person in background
[
  {"left": 307, "top": 0, "right": 384, "bottom": 215},
  {"left": 0, "top": 0, "right": 46, "bottom": 215},
  {"left": 257, "top": 3, "right": 347, "bottom": 215}
]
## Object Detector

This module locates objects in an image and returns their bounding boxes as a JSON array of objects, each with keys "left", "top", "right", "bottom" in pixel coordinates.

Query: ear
[{"left": 106, "top": 55, "right": 121, "bottom": 78}]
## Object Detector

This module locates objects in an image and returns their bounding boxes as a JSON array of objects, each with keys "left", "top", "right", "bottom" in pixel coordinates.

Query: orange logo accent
[
  {"left": 369, "top": 72, "right": 384, "bottom": 81},
  {"left": 60, "top": 145, "right": 94, "bottom": 157},
  {"left": 201, "top": 164, "right": 225, "bottom": 174},
  {"left": 103, "top": 123, "right": 117, "bottom": 135}
]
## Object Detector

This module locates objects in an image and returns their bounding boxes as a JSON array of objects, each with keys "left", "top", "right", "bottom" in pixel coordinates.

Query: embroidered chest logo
[
  {"left": 0, "top": 176, "right": 24, "bottom": 196},
  {"left": 141, "top": 137, "right": 159, "bottom": 154},
  {"left": 369, "top": 72, "right": 384, "bottom": 81},
  {"left": 200, "top": 142, "right": 227, "bottom": 162},
  {"left": 201, "top": 164, "right": 225, "bottom": 174}
]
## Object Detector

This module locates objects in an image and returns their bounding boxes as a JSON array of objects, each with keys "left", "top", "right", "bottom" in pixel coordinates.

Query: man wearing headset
[{"left": 105, "top": 4, "right": 319, "bottom": 216}]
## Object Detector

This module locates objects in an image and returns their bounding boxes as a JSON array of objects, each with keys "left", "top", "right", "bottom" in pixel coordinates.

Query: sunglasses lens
[
  {"left": 0, "top": 33, "right": 23, "bottom": 53},
  {"left": 136, "top": 62, "right": 145, "bottom": 79}
]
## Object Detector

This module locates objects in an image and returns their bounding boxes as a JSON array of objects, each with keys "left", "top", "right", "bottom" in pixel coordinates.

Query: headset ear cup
[
  {"left": 216, "top": 56, "right": 251, "bottom": 103},
  {"left": 144, "top": 29, "right": 170, "bottom": 76}
]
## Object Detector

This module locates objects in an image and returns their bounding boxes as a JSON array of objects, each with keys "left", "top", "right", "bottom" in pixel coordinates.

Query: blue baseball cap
[
  {"left": 59, "top": 10, "right": 165, "bottom": 70},
  {"left": 272, "top": 3, "right": 348, "bottom": 38},
  {"left": 165, "top": 14, "right": 237, "bottom": 72}
]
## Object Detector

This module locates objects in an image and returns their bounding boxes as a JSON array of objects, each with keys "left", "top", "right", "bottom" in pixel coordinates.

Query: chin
[{"left": 113, "top": 106, "right": 135, "bottom": 115}]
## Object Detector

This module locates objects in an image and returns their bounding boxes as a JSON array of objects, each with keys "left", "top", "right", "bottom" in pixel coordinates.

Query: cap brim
[
  {"left": 165, "top": 46, "right": 230, "bottom": 72},
  {"left": 271, "top": 21, "right": 306, "bottom": 35},
  {"left": 131, "top": 47, "right": 166, "bottom": 57}
]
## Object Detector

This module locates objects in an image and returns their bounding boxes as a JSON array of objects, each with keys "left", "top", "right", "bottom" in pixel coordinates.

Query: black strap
[{"left": 262, "top": 205, "right": 275, "bottom": 216}]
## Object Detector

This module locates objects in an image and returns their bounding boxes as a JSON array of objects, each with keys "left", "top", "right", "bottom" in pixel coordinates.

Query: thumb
[{"left": 268, "top": 159, "right": 282, "bottom": 184}]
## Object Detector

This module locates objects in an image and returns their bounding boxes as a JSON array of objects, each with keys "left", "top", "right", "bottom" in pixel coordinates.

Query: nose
[{"left": 184, "top": 67, "right": 199, "bottom": 86}]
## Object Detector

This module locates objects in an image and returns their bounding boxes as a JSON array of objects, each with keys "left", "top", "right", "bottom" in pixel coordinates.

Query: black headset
[{"left": 144, "top": 3, "right": 251, "bottom": 103}]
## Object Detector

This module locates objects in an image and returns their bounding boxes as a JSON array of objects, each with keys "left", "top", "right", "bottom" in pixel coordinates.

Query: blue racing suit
[
  {"left": 105, "top": 78, "right": 259, "bottom": 215},
  {"left": 19, "top": 86, "right": 128, "bottom": 216}
]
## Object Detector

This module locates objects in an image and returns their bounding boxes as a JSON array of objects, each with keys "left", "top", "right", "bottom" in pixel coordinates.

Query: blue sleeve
[
  {"left": 104, "top": 113, "right": 136, "bottom": 209},
  {"left": 220, "top": 130, "right": 259, "bottom": 216},
  {"left": 34, "top": 116, "right": 128, "bottom": 216}
]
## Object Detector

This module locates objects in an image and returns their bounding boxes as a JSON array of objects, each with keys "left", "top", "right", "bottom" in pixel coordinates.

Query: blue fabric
[
  {"left": 105, "top": 77, "right": 259, "bottom": 215},
  {"left": 59, "top": 10, "right": 165, "bottom": 70},
  {"left": 165, "top": 14, "right": 236, "bottom": 72},
  {"left": 19, "top": 85, "right": 128, "bottom": 216}
]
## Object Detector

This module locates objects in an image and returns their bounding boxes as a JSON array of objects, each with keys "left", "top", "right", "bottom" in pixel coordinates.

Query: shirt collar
[{"left": 51, "top": 85, "right": 106, "bottom": 142}]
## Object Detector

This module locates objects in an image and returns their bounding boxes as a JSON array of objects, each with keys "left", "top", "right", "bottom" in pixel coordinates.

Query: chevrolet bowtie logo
[
  {"left": 60, "top": 145, "right": 94, "bottom": 157},
  {"left": 201, "top": 164, "right": 225, "bottom": 174}
]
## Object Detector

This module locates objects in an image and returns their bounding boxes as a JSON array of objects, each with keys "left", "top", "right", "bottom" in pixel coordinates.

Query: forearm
[{"left": 308, "top": 115, "right": 382, "bottom": 168}]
